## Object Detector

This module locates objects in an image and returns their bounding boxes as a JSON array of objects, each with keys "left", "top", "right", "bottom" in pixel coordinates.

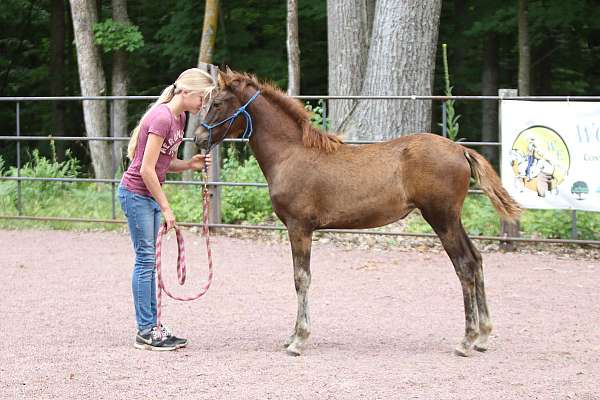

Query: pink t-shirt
[{"left": 121, "top": 104, "right": 186, "bottom": 197}]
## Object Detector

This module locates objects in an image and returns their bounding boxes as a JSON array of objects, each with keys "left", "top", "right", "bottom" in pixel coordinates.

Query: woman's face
[{"left": 182, "top": 91, "right": 206, "bottom": 115}]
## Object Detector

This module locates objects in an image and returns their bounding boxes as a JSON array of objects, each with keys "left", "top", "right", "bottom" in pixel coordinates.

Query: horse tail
[{"left": 463, "top": 147, "right": 522, "bottom": 222}]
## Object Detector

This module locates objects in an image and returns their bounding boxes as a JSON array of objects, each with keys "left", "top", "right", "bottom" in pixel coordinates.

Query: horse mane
[{"left": 225, "top": 71, "right": 343, "bottom": 153}]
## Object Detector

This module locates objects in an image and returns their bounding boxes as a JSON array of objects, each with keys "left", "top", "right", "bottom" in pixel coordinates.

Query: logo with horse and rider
[{"left": 509, "top": 125, "right": 571, "bottom": 198}]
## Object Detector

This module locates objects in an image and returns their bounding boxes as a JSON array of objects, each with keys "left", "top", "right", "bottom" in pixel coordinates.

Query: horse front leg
[{"left": 283, "top": 226, "right": 313, "bottom": 356}]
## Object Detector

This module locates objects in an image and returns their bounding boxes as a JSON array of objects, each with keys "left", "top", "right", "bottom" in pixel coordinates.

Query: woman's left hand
[{"left": 189, "top": 154, "right": 212, "bottom": 171}]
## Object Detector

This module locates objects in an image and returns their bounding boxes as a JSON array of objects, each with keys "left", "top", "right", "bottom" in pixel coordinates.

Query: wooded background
[{"left": 1, "top": 0, "right": 598, "bottom": 177}]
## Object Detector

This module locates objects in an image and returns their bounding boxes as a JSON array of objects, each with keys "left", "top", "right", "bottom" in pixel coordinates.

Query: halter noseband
[{"left": 201, "top": 90, "right": 261, "bottom": 152}]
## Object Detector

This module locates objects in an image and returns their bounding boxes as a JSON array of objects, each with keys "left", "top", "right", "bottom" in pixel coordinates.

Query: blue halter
[{"left": 201, "top": 90, "right": 261, "bottom": 153}]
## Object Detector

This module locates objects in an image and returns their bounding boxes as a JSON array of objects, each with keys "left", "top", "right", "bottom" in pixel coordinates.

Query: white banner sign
[{"left": 500, "top": 100, "right": 600, "bottom": 211}]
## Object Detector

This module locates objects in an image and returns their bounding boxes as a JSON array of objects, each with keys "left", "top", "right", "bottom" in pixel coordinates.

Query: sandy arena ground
[{"left": 1, "top": 228, "right": 599, "bottom": 399}]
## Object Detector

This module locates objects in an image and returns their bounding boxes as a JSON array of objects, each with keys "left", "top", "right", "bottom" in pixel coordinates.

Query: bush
[{"left": 219, "top": 147, "right": 272, "bottom": 224}]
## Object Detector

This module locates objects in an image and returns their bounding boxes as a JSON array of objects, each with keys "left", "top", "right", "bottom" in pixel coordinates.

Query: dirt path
[{"left": 1, "top": 229, "right": 599, "bottom": 399}]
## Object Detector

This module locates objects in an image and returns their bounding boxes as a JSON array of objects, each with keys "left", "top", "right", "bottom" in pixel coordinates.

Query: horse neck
[{"left": 245, "top": 94, "right": 304, "bottom": 181}]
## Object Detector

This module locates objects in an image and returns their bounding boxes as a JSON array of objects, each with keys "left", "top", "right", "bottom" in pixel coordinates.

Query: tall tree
[
  {"left": 518, "top": 0, "right": 530, "bottom": 96},
  {"left": 343, "top": 0, "right": 443, "bottom": 140},
  {"left": 326, "top": 0, "right": 372, "bottom": 132},
  {"left": 111, "top": 0, "right": 130, "bottom": 172},
  {"left": 183, "top": 0, "right": 219, "bottom": 170},
  {"left": 69, "top": 0, "right": 112, "bottom": 178},
  {"left": 286, "top": 0, "right": 300, "bottom": 95}
]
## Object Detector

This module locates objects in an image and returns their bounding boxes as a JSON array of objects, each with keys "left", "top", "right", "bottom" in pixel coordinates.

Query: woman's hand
[
  {"left": 162, "top": 207, "right": 176, "bottom": 230},
  {"left": 188, "top": 154, "right": 212, "bottom": 171}
]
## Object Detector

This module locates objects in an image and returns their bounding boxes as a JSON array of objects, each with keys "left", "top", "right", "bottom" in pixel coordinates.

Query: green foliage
[
  {"left": 3, "top": 143, "right": 79, "bottom": 197},
  {"left": 0, "top": 145, "right": 116, "bottom": 230},
  {"left": 521, "top": 209, "right": 600, "bottom": 240},
  {"left": 163, "top": 184, "right": 205, "bottom": 223},
  {"left": 439, "top": 43, "right": 460, "bottom": 141},
  {"left": 405, "top": 194, "right": 600, "bottom": 241},
  {"left": 93, "top": 19, "right": 145, "bottom": 53},
  {"left": 219, "top": 147, "right": 272, "bottom": 224},
  {"left": 305, "top": 100, "right": 330, "bottom": 130}
]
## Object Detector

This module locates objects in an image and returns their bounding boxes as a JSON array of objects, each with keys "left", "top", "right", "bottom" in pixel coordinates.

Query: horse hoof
[
  {"left": 286, "top": 344, "right": 302, "bottom": 357},
  {"left": 474, "top": 344, "right": 488, "bottom": 352},
  {"left": 454, "top": 345, "right": 471, "bottom": 357},
  {"left": 474, "top": 334, "right": 490, "bottom": 352}
]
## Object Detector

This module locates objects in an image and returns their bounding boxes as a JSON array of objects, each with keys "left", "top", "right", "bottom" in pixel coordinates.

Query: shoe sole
[{"left": 134, "top": 342, "right": 177, "bottom": 351}]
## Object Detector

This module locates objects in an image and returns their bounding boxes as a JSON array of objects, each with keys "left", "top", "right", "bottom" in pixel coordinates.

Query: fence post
[
  {"left": 441, "top": 102, "right": 447, "bottom": 137},
  {"left": 498, "top": 88, "right": 520, "bottom": 250},
  {"left": 208, "top": 146, "right": 221, "bottom": 225},
  {"left": 16, "top": 102, "right": 22, "bottom": 215},
  {"left": 322, "top": 98, "right": 327, "bottom": 131},
  {"left": 207, "top": 64, "right": 221, "bottom": 226},
  {"left": 110, "top": 100, "right": 117, "bottom": 220}
]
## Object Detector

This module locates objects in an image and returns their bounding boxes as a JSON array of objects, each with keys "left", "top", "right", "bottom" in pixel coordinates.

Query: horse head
[{"left": 194, "top": 68, "right": 260, "bottom": 151}]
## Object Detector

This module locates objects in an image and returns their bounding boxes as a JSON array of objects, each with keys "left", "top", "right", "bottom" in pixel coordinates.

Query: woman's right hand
[{"left": 163, "top": 207, "right": 176, "bottom": 230}]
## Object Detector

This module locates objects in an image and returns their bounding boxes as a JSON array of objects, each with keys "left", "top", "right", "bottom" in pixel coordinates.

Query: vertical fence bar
[
  {"left": 441, "top": 102, "right": 447, "bottom": 137},
  {"left": 571, "top": 210, "right": 577, "bottom": 239},
  {"left": 16, "top": 102, "right": 22, "bottom": 215},
  {"left": 499, "top": 88, "right": 520, "bottom": 250},
  {"left": 110, "top": 100, "right": 116, "bottom": 220},
  {"left": 208, "top": 145, "right": 221, "bottom": 225},
  {"left": 322, "top": 98, "right": 327, "bottom": 131}
]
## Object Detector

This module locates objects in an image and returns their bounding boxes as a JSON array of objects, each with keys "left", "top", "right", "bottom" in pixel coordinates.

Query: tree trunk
[
  {"left": 111, "top": 0, "right": 130, "bottom": 174},
  {"left": 183, "top": 0, "right": 219, "bottom": 177},
  {"left": 327, "top": 0, "right": 371, "bottom": 132},
  {"left": 481, "top": 32, "right": 499, "bottom": 164},
  {"left": 197, "top": 0, "right": 219, "bottom": 65},
  {"left": 518, "top": 0, "right": 530, "bottom": 96},
  {"left": 344, "top": 0, "right": 442, "bottom": 141},
  {"left": 50, "top": 0, "right": 66, "bottom": 159},
  {"left": 69, "top": 0, "right": 112, "bottom": 178},
  {"left": 286, "top": 0, "right": 300, "bottom": 96}
]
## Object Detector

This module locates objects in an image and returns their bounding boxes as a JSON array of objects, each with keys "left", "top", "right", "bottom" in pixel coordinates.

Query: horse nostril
[{"left": 194, "top": 127, "right": 210, "bottom": 149}]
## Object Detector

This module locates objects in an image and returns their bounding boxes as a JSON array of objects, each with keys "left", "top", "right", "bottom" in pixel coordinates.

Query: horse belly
[{"left": 318, "top": 192, "right": 413, "bottom": 230}]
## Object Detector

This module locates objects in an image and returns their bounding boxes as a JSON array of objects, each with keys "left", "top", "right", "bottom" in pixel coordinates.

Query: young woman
[{"left": 119, "top": 68, "right": 216, "bottom": 351}]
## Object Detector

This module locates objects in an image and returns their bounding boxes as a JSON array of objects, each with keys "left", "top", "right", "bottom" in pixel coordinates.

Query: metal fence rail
[{"left": 1, "top": 94, "right": 599, "bottom": 246}]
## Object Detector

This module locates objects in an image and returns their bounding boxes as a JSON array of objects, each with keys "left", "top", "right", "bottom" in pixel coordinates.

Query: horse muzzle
[{"left": 193, "top": 126, "right": 210, "bottom": 151}]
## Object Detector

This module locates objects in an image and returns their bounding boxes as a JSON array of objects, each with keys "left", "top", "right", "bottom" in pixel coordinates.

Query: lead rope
[{"left": 155, "top": 171, "right": 214, "bottom": 336}]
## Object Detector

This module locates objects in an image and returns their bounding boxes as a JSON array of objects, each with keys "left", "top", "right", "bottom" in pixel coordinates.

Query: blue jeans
[{"left": 118, "top": 185, "right": 162, "bottom": 331}]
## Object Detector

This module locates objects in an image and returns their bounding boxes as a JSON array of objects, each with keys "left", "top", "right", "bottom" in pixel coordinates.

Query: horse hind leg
[
  {"left": 283, "top": 225, "right": 313, "bottom": 356},
  {"left": 467, "top": 237, "right": 493, "bottom": 352},
  {"left": 421, "top": 209, "right": 480, "bottom": 356}
]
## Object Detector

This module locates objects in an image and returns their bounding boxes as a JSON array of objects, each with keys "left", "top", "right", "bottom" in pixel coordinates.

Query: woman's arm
[
  {"left": 167, "top": 158, "right": 192, "bottom": 173},
  {"left": 140, "top": 134, "right": 176, "bottom": 228},
  {"left": 167, "top": 154, "right": 211, "bottom": 173}
]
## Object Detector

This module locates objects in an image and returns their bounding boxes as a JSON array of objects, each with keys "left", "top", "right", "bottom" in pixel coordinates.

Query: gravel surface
[{"left": 1, "top": 228, "right": 599, "bottom": 399}]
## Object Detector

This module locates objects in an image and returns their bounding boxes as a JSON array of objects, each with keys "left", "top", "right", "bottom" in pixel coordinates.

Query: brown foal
[{"left": 195, "top": 70, "right": 521, "bottom": 357}]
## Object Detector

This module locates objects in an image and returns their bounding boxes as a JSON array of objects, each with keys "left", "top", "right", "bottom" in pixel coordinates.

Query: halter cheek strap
[{"left": 201, "top": 90, "right": 261, "bottom": 153}]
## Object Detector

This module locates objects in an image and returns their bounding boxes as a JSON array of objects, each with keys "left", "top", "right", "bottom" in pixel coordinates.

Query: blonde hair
[{"left": 127, "top": 68, "right": 217, "bottom": 160}]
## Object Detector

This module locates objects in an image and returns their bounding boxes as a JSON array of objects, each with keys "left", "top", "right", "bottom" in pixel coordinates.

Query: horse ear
[
  {"left": 225, "top": 65, "right": 233, "bottom": 75},
  {"left": 217, "top": 70, "right": 226, "bottom": 88}
]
